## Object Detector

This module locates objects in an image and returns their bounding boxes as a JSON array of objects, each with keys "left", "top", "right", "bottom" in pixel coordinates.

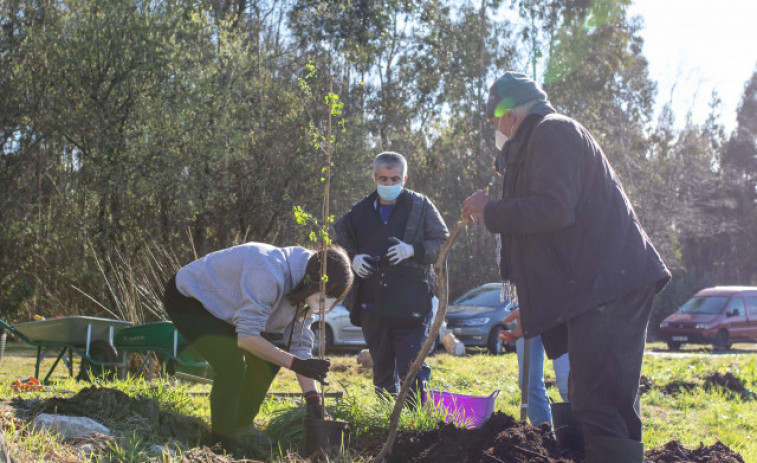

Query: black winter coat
[
  {"left": 484, "top": 112, "right": 670, "bottom": 354},
  {"left": 334, "top": 189, "right": 449, "bottom": 326}
]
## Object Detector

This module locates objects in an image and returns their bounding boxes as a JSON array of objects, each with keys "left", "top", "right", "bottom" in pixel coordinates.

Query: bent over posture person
[
  {"left": 462, "top": 72, "right": 671, "bottom": 463},
  {"left": 163, "top": 242, "right": 353, "bottom": 455},
  {"left": 335, "top": 151, "right": 449, "bottom": 406}
]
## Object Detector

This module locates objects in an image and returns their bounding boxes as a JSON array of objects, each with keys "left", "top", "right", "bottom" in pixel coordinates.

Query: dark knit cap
[{"left": 485, "top": 72, "right": 549, "bottom": 117}]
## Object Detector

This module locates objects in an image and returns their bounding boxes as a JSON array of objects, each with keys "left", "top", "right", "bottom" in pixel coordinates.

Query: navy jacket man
[{"left": 335, "top": 151, "right": 449, "bottom": 405}]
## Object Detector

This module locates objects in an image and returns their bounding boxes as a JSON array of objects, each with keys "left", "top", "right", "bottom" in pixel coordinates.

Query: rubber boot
[{"left": 584, "top": 435, "right": 644, "bottom": 463}]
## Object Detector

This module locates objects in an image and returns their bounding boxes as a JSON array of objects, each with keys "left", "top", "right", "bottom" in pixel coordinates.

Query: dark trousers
[
  {"left": 163, "top": 275, "right": 280, "bottom": 441},
  {"left": 568, "top": 283, "right": 655, "bottom": 442},
  {"left": 361, "top": 307, "right": 431, "bottom": 405}
]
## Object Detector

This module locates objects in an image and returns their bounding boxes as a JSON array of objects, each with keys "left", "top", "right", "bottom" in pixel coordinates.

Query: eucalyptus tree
[
  {"left": 538, "top": 1, "right": 654, "bottom": 186},
  {"left": 402, "top": 0, "right": 519, "bottom": 295},
  {"left": 723, "top": 67, "right": 757, "bottom": 192},
  {"left": 716, "top": 66, "right": 757, "bottom": 283}
]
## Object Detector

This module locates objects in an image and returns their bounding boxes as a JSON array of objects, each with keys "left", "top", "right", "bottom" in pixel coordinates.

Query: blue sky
[{"left": 628, "top": 0, "right": 757, "bottom": 133}]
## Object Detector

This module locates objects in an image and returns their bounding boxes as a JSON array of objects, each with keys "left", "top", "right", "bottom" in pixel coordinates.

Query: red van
[{"left": 659, "top": 286, "right": 757, "bottom": 350}]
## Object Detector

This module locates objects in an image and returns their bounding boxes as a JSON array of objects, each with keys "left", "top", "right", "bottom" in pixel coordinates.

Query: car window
[
  {"left": 747, "top": 297, "right": 757, "bottom": 316},
  {"left": 677, "top": 296, "right": 728, "bottom": 315},
  {"left": 728, "top": 297, "right": 746, "bottom": 317},
  {"left": 452, "top": 287, "right": 502, "bottom": 307}
]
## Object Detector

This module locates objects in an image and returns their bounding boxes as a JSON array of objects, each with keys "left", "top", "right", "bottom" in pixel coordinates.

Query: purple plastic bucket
[{"left": 427, "top": 389, "right": 500, "bottom": 429}]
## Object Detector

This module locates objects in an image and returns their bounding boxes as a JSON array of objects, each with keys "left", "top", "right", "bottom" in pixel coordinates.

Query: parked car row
[
  {"left": 310, "top": 282, "right": 518, "bottom": 355},
  {"left": 659, "top": 286, "right": 757, "bottom": 350},
  {"left": 298, "top": 283, "right": 757, "bottom": 355}
]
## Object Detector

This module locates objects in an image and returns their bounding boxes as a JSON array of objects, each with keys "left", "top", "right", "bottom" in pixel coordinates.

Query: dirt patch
[
  {"left": 383, "top": 412, "right": 746, "bottom": 463},
  {"left": 661, "top": 380, "right": 698, "bottom": 395},
  {"left": 330, "top": 360, "right": 371, "bottom": 375},
  {"left": 330, "top": 363, "right": 351, "bottom": 373},
  {"left": 388, "top": 412, "right": 579, "bottom": 463},
  {"left": 645, "top": 439, "right": 745, "bottom": 462},
  {"left": 11, "top": 386, "right": 211, "bottom": 446},
  {"left": 638, "top": 375, "right": 698, "bottom": 396},
  {"left": 638, "top": 372, "right": 755, "bottom": 399},
  {"left": 703, "top": 372, "right": 756, "bottom": 400}
]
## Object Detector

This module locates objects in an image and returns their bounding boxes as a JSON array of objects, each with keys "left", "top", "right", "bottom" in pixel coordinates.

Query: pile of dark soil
[
  {"left": 639, "top": 372, "right": 755, "bottom": 399},
  {"left": 661, "top": 379, "right": 698, "bottom": 395},
  {"left": 645, "top": 440, "right": 746, "bottom": 463},
  {"left": 385, "top": 412, "right": 747, "bottom": 463},
  {"left": 12, "top": 386, "right": 211, "bottom": 446},
  {"left": 704, "top": 372, "right": 756, "bottom": 399},
  {"left": 389, "top": 412, "right": 579, "bottom": 463}
]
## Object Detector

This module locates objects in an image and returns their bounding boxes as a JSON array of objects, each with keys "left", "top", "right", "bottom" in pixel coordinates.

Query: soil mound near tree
[
  {"left": 639, "top": 372, "right": 755, "bottom": 399},
  {"left": 12, "top": 386, "right": 211, "bottom": 446},
  {"left": 386, "top": 412, "right": 746, "bottom": 463},
  {"left": 389, "top": 412, "right": 579, "bottom": 463},
  {"left": 645, "top": 440, "right": 745, "bottom": 463},
  {"left": 704, "top": 372, "right": 756, "bottom": 399}
]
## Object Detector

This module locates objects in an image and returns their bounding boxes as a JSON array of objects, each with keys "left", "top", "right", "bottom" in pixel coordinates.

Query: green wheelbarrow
[
  {"left": 114, "top": 321, "right": 209, "bottom": 380},
  {"left": 0, "top": 316, "right": 132, "bottom": 383}
]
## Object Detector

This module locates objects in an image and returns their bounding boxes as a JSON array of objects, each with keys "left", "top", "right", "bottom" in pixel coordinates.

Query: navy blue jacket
[{"left": 335, "top": 189, "right": 449, "bottom": 324}]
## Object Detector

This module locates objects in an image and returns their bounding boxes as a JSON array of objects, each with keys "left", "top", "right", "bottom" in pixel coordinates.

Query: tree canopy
[{"left": 1, "top": 0, "right": 755, "bottom": 329}]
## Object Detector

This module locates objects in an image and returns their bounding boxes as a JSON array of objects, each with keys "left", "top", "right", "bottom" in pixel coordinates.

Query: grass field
[{"left": 1, "top": 340, "right": 756, "bottom": 462}]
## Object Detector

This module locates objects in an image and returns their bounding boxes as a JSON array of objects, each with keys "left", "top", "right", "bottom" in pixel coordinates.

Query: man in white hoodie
[{"left": 163, "top": 242, "right": 353, "bottom": 454}]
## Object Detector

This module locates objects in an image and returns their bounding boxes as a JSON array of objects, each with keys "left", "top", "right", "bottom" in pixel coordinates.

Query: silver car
[{"left": 311, "top": 297, "right": 448, "bottom": 354}]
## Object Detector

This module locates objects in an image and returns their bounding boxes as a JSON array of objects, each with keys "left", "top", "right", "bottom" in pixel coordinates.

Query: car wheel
[
  {"left": 714, "top": 330, "right": 731, "bottom": 351},
  {"left": 487, "top": 326, "right": 505, "bottom": 355},
  {"left": 311, "top": 324, "right": 333, "bottom": 357},
  {"left": 666, "top": 341, "right": 682, "bottom": 351}
]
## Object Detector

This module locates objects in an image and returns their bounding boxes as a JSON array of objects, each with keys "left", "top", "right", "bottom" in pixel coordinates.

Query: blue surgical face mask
[{"left": 376, "top": 183, "right": 403, "bottom": 202}]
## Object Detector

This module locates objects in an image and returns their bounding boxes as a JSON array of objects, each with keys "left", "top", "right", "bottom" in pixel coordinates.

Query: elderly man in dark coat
[{"left": 463, "top": 72, "right": 670, "bottom": 463}]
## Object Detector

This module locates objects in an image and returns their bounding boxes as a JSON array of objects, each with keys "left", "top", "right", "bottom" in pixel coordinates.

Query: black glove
[
  {"left": 304, "top": 391, "right": 331, "bottom": 420},
  {"left": 290, "top": 357, "right": 331, "bottom": 383}
]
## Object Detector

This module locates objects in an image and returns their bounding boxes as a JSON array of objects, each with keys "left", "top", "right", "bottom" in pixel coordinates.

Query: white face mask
[
  {"left": 494, "top": 114, "right": 514, "bottom": 150},
  {"left": 304, "top": 294, "right": 337, "bottom": 315},
  {"left": 495, "top": 129, "right": 509, "bottom": 150}
]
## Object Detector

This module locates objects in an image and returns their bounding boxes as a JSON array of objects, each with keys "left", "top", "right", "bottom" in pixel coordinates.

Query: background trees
[{"left": 1, "top": 0, "right": 755, "bottom": 331}]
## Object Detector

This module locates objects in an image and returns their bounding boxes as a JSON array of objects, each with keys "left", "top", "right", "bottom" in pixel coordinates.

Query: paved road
[{"left": 646, "top": 346, "right": 757, "bottom": 357}]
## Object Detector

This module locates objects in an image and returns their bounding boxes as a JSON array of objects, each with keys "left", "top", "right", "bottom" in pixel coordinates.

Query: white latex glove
[
  {"left": 352, "top": 254, "right": 376, "bottom": 278},
  {"left": 387, "top": 237, "right": 414, "bottom": 265}
]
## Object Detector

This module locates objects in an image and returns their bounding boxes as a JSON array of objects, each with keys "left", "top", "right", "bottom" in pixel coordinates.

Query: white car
[{"left": 311, "top": 297, "right": 449, "bottom": 354}]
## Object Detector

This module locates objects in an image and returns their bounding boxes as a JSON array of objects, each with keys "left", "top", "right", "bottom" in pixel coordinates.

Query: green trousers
[{"left": 164, "top": 275, "right": 280, "bottom": 443}]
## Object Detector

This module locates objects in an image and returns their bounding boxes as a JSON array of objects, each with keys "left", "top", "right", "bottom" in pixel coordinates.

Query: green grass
[{"left": 1, "top": 341, "right": 756, "bottom": 462}]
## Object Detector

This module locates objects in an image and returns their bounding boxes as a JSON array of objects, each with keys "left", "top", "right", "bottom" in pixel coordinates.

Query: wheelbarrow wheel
[{"left": 77, "top": 340, "right": 119, "bottom": 381}]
